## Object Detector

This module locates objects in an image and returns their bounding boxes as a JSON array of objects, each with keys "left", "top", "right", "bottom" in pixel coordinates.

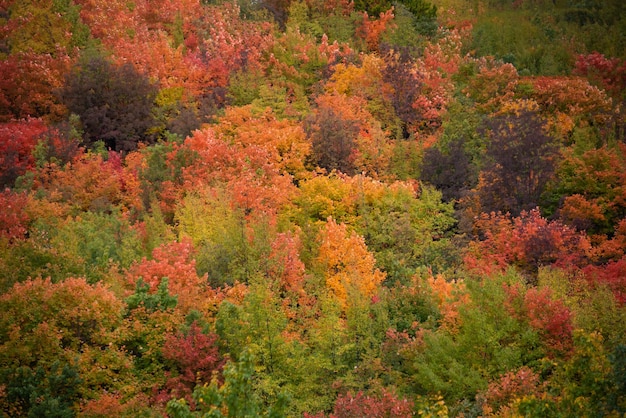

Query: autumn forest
[{"left": 1, "top": 0, "right": 625, "bottom": 416}]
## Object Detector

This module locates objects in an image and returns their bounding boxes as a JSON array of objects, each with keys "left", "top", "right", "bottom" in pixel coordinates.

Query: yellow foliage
[
  {"left": 174, "top": 189, "right": 240, "bottom": 247},
  {"left": 325, "top": 54, "right": 385, "bottom": 97}
]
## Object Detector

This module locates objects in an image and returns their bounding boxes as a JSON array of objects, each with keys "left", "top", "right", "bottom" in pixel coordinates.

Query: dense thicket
[{"left": 1, "top": 0, "right": 625, "bottom": 416}]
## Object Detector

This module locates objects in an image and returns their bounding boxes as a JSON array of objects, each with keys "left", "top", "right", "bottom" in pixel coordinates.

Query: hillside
[{"left": 1, "top": 0, "right": 625, "bottom": 416}]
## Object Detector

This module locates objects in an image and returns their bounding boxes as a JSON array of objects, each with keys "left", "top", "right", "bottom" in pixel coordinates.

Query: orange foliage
[
  {"left": 126, "top": 239, "right": 209, "bottom": 313},
  {"left": 35, "top": 152, "right": 142, "bottom": 215},
  {"left": 113, "top": 31, "right": 214, "bottom": 99},
  {"left": 356, "top": 8, "right": 395, "bottom": 51},
  {"left": 75, "top": 0, "right": 137, "bottom": 46},
  {"left": 0, "top": 51, "right": 71, "bottom": 122},
  {"left": 316, "top": 217, "right": 385, "bottom": 309},
  {"left": 181, "top": 127, "right": 296, "bottom": 216},
  {"left": 427, "top": 273, "right": 469, "bottom": 332},
  {"left": 464, "top": 59, "right": 519, "bottom": 113},
  {"left": 215, "top": 106, "right": 311, "bottom": 180},
  {"left": 531, "top": 76, "right": 611, "bottom": 116}
]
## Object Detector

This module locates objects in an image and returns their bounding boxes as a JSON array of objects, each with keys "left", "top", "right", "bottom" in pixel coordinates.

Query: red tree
[
  {"left": 154, "top": 322, "right": 224, "bottom": 405},
  {"left": 0, "top": 118, "right": 47, "bottom": 187}
]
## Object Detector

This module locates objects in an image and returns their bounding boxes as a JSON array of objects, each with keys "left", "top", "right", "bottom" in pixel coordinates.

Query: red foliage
[
  {"left": 0, "top": 118, "right": 47, "bottom": 187},
  {"left": 479, "top": 366, "right": 541, "bottom": 416},
  {"left": 330, "top": 389, "right": 414, "bottom": 418},
  {"left": 0, "top": 52, "right": 70, "bottom": 122},
  {"left": 268, "top": 232, "right": 306, "bottom": 293},
  {"left": 581, "top": 257, "right": 626, "bottom": 305},
  {"left": 0, "top": 189, "right": 30, "bottom": 241},
  {"left": 154, "top": 322, "right": 223, "bottom": 404},
  {"left": 504, "top": 284, "right": 573, "bottom": 356},
  {"left": 573, "top": 52, "right": 626, "bottom": 100},
  {"left": 465, "top": 209, "right": 590, "bottom": 277},
  {"left": 412, "top": 29, "right": 463, "bottom": 130}
]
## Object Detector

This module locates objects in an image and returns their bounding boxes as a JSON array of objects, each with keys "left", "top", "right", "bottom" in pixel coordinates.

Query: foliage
[
  {"left": 155, "top": 322, "right": 224, "bottom": 405},
  {"left": 60, "top": 54, "right": 158, "bottom": 152},
  {"left": 316, "top": 217, "right": 386, "bottom": 309},
  {"left": 166, "top": 350, "right": 290, "bottom": 417},
  {"left": 476, "top": 110, "right": 558, "bottom": 215},
  {"left": 0, "top": 277, "right": 129, "bottom": 415},
  {"left": 465, "top": 209, "right": 589, "bottom": 279},
  {"left": 2, "top": 0, "right": 626, "bottom": 415},
  {"left": 329, "top": 388, "right": 414, "bottom": 417},
  {"left": 0, "top": 118, "right": 47, "bottom": 187},
  {"left": 0, "top": 51, "right": 71, "bottom": 122}
]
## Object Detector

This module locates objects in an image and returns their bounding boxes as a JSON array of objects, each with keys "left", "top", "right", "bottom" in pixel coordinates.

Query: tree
[
  {"left": 0, "top": 118, "right": 47, "bottom": 187},
  {"left": 330, "top": 389, "right": 414, "bottom": 417},
  {"left": 0, "top": 52, "right": 71, "bottom": 122},
  {"left": 155, "top": 322, "right": 224, "bottom": 406},
  {"left": 60, "top": 54, "right": 158, "bottom": 152},
  {"left": 465, "top": 209, "right": 590, "bottom": 279},
  {"left": 477, "top": 111, "right": 558, "bottom": 215},
  {"left": 316, "top": 217, "right": 386, "bottom": 309},
  {"left": 0, "top": 277, "right": 129, "bottom": 416},
  {"left": 166, "top": 351, "right": 290, "bottom": 417},
  {"left": 421, "top": 136, "right": 475, "bottom": 202},
  {"left": 306, "top": 105, "right": 358, "bottom": 175}
]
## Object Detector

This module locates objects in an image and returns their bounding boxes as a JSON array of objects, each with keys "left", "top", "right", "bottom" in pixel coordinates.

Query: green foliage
[
  {"left": 51, "top": 211, "right": 145, "bottom": 281},
  {"left": 410, "top": 272, "right": 543, "bottom": 406},
  {"left": 175, "top": 192, "right": 271, "bottom": 286},
  {"left": 1, "top": 361, "right": 82, "bottom": 418},
  {"left": 517, "top": 331, "right": 623, "bottom": 417},
  {"left": 126, "top": 278, "right": 178, "bottom": 313},
  {"left": 471, "top": 13, "right": 569, "bottom": 75},
  {"left": 166, "top": 351, "right": 290, "bottom": 417},
  {"left": 356, "top": 183, "right": 458, "bottom": 279}
]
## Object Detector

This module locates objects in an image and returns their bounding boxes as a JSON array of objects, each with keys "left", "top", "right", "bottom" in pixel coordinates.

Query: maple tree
[
  {"left": 0, "top": 118, "right": 47, "bottom": 187},
  {"left": 1, "top": 0, "right": 625, "bottom": 415},
  {"left": 0, "top": 189, "right": 29, "bottom": 242},
  {"left": 316, "top": 217, "right": 385, "bottom": 309},
  {"left": 465, "top": 209, "right": 589, "bottom": 278},
  {"left": 155, "top": 322, "right": 224, "bottom": 405},
  {"left": 126, "top": 239, "right": 209, "bottom": 313},
  {"left": 548, "top": 142, "right": 626, "bottom": 238},
  {"left": 0, "top": 51, "right": 71, "bottom": 122},
  {"left": 328, "top": 389, "right": 414, "bottom": 418},
  {"left": 574, "top": 52, "right": 626, "bottom": 101}
]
